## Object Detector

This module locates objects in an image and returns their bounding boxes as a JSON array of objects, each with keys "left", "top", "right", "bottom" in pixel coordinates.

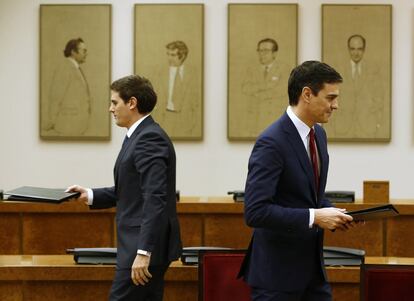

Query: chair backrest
[
  {"left": 199, "top": 250, "right": 251, "bottom": 301},
  {"left": 360, "top": 264, "right": 414, "bottom": 301}
]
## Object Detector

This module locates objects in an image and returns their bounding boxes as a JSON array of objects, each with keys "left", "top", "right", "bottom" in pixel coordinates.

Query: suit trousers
[
  {"left": 109, "top": 264, "right": 169, "bottom": 301},
  {"left": 251, "top": 275, "right": 332, "bottom": 301}
]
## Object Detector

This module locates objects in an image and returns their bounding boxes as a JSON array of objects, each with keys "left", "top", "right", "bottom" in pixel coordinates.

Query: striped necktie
[
  {"left": 309, "top": 128, "right": 319, "bottom": 190},
  {"left": 122, "top": 135, "right": 129, "bottom": 149}
]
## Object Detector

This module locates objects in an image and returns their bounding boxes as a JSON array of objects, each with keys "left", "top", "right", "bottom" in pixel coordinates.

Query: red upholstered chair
[
  {"left": 360, "top": 264, "right": 414, "bottom": 301},
  {"left": 198, "top": 250, "right": 251, "bottom": 301}
]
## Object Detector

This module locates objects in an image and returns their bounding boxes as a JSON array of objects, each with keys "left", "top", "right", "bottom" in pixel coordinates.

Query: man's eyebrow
[{"left": 326, "top": 92, "right": 339, "bottom": 97}]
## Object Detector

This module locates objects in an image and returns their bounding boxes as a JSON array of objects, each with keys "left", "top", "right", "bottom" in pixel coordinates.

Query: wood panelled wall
[{"left": 0, "top": 198, "right": 413, "bottom": 256}]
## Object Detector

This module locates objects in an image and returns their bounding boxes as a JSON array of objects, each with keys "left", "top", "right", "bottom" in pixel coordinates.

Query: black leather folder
[
  {"left": 4, "top": 186, "right": 80, "bottom": 203},
  {"left": 227, "top": 190, "right": 245, "bottom": 202},
  {"left": 323, "top": 246, "right": 365, "bottom": 266},
  {"left": 67, "top": 247, "right": 117, "bottom": 265},
  {"left": 325, "top": 191, "right": 355, "bottom": 203},
  {"left": 347, "top": 204, "right": 399, "bottom": 221}
]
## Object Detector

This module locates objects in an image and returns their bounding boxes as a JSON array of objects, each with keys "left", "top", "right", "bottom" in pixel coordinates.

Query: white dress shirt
[{"left": 167, "top": 65, "right": 184, "bottom": 111}]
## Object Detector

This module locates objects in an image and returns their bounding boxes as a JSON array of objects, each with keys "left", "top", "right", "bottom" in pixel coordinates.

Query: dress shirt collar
[
  {"left": 126, "top": 114, "right": 150, "bottom": 138},
  {"left": 286, "top": 106, "right": 313, "bottom": 142},
  {"left": 263, "top": 61, "right": 275, "bottom": 71},
  {"left": 68, "top": 57, "right": 80, "bottom": 69},
  {"left": 169, "top": 65, "right": 185, "bottom": 79},
  {"left": 351, "top": 60, "right": 362, "bottom": 78}
]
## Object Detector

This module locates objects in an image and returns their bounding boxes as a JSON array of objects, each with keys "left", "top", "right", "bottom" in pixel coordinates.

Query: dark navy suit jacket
[
  {"left": 91, "top": 116, "right": 182, "bottom": 269},
  {"left": 239, "top": 112, "right": 332, "bottom": 291}
]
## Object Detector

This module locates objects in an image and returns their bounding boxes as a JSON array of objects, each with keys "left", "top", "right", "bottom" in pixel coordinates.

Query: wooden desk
[
  {"left": 0, "top": 255, "right": 196, "bottom": 301},
  {"left": 0, "top": 255, "right": 412, "bottom": 301},
  {"left": 0, "top": 198, "right": 413, "bottom": 257}
]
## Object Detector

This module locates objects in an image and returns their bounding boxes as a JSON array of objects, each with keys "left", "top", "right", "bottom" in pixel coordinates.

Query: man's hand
[
  {"left": 131, "top": 254, "right": 152, "bottom": 286},
  {"left": 314, "top": 207, "right": 353, "bottom": 231},
  {"left": 65, "top": 185, "right": 88, "bottom": 204}
]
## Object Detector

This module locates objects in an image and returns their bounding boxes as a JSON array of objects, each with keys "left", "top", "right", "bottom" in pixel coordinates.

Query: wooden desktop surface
[{"left": 0, "top": 255, "right": 413, "bottom": 301}]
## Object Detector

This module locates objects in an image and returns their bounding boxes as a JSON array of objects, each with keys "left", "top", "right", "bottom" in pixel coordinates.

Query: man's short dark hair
[
  {"left": 257, "top": 38, "right": 279, "bottom": 52},
  {"left": 347, "top": 34, "right": 366, "bottom": 49},
  {"left": 110, "top": 75, "right": 157, "bottom": 114},
  {"left": 63, "top": 38, "right": 84, "bottom": 57},
  {"left": 166, "top": 41, "right": 189, "bottom": 61},
  {"left": 288, "top": 61, "right": 343, "bottom": 106}
]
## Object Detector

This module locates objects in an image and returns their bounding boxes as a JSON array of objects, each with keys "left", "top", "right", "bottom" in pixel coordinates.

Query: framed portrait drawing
[
  {"left": 134, "top": 4, "right": 204, "bottom": 140},
  {"left": 228, "top": 4, "right": 297, "bottom": 140},
  {"left": 322, "top": 4, "right": 392, "bottom": 142},
  {"left": 40, "top": 5, "right": 111, "bottom": 140}
]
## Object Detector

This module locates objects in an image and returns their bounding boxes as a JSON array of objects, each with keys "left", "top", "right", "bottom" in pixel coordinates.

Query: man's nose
[{"left": 332, "top": 99, "right": 339, "bottom": 110}]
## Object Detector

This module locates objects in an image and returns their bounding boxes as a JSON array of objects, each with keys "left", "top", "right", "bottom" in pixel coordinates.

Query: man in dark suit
[
  {"left": 68, "top": 75, "right": 182, "bottom": 300},
  {"left": 239, "top": 61, "right": 354, "bottom": 301}
]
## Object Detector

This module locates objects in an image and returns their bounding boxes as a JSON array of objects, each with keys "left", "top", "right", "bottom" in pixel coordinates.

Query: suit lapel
[
  {"left": 114, "top": 116, "right": 155, "bottom": 185},
  {"left": 282, "top": 114, "right": 317, "bottom": 202},
  {"left": 315, "top": 126, "right": 328, "bottom": 201}
]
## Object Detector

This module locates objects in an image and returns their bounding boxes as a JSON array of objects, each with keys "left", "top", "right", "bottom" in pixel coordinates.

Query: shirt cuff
[
  {"left": 137, "top": 249, "right": 152, "bottom": 256},
  {"left": 309, "top": 208, "right": 315, "bottom": 228},
  {"left": 86, "top": 188, "right": 93, "bottom": 205}
]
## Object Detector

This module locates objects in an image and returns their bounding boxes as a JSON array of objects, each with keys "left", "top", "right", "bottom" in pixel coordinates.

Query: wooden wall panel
[
  {"left": 386, "top": 216, "right": 414, "bottom": 257},
  {"left": 0, "top": 201, "right": 413, "bottom": 256},
  {"left": 324, "top": 220, "right": 383, "bottom": 255},
  {"left": 164, "top": 282, "right": 198, "bottom": 301},
  {"left": 0, "top": 282, "right": 23, "bottom": 301},
  {"left": 331, "top": 284, "right": 359, "bottom": 301},
  {"left": 0, "top": 214, "right": 20, "bottom": 254},
  {"left": 24, "top": 281, "right": 111, "bottom": 301},
  {"left": 178, "top": 214, "right": 203, "bottom": 247},
  {"left": 22, "top": 214, "right": 114, "bottom": 254},
  {"left": 204, "top": 215, "right": 252, "bottom": 248}
]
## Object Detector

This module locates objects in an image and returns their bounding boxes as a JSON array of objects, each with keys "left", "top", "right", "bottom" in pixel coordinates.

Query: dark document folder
[
  {"left": 4, "top": 186, "right": 80, "bottom": 203},
  {"left": 347, "top": 204, "right": 399, "bottom": 221},
  {"left": 67, "top": 248, "right": 117, "bottom": 265},
  {"left": 323, "top": 246, "right": 365, "bottom": 266}
]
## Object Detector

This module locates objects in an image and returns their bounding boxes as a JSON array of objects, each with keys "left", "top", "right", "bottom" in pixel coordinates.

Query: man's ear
[
  {"left": 128, "top": 97, "right": 138, "bottom": 110},
  {"left": 302, "top": 87, "right": 313, "bottom": 104}
]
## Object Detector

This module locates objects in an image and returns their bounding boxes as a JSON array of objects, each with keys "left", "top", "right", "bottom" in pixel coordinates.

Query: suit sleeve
[
  {"left": 244, "top": 135, "right": 310, "bottom": 233},
  {"left": 90, "top": 186, "right": 117, "bottom": 209},
  {"left": 320, "top": 198, "right": 333, "bottom": 208},
  {"left": 133, "top": 131, "right": 169, "bottom": 252}
]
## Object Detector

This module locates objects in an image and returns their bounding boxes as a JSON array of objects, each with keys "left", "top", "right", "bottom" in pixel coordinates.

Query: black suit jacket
[
  {"left": 91, "top": 116, "right": 182, "bottom": 269},
  {"left": 239, "top": 112, "right": 332, "bottom": 291}
]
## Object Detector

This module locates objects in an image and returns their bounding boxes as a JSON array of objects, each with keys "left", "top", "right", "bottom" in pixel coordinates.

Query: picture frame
[
  {"left": 322, "top": 4, "right": 392, "bottom": 142},
  {"left": 134, "top": 4, "right": 204, "bottom": 141},
  {"left": 39, "top": 4, "right": 111, "bottom": 140},
  {"left": 228, "top": 4, "right": 298, "bottom": 140}
]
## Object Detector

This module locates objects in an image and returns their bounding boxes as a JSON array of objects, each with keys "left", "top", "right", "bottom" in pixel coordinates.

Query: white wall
[{"left": 0, "top": 0, "right": 413, "bottom": 199}]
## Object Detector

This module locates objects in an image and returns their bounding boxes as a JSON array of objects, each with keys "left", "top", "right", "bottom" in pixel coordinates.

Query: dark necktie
[
  {"left": 122, "top": 135, "right": 129, "bottom": 149},
  {"left": 264, "top": 66, "right": 269, "bottom": 80},
  {"left": 309, "top": 128, "right": 319, "bottom": 190}
]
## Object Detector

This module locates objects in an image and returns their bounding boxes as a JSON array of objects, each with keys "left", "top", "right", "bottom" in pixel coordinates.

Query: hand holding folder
[{"left": 330, "top": 204, "right": 398, "bottom": 232}]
